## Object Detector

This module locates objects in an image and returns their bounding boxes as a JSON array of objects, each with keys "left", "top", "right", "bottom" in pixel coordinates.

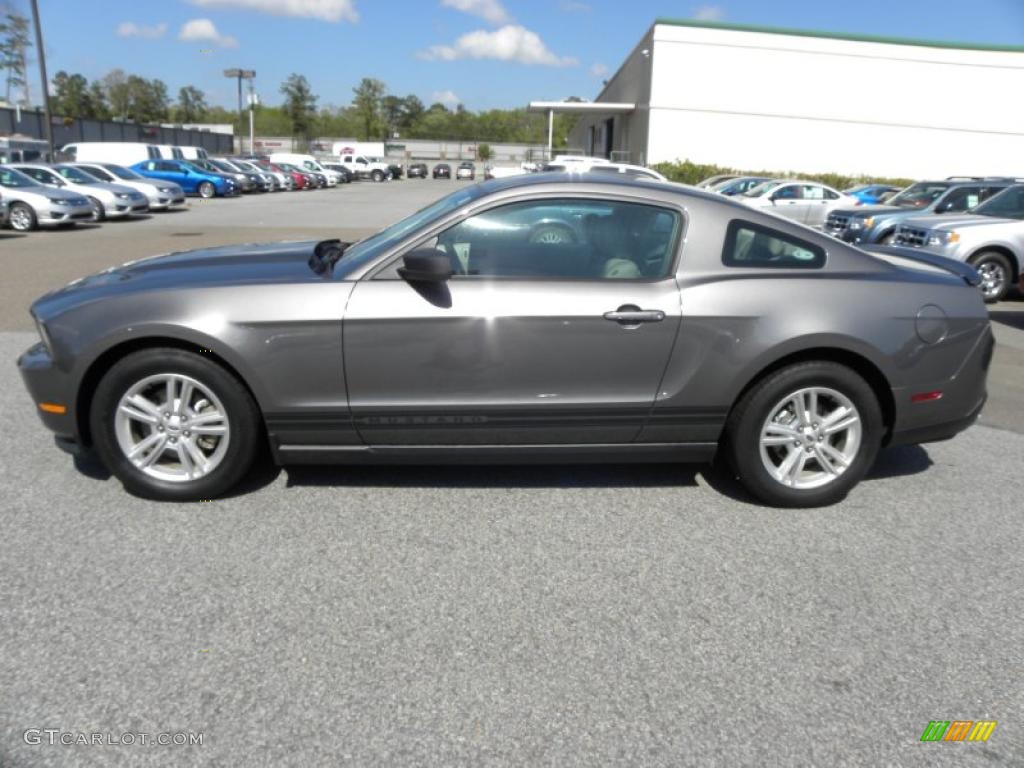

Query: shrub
[{"left": 651, "top": 158, "right": 913, "bottom": 190}]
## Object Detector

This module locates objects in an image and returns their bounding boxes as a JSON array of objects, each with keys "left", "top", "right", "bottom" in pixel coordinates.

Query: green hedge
[{"left": 651, "top": 159, "right": 913, "bottom": 191}]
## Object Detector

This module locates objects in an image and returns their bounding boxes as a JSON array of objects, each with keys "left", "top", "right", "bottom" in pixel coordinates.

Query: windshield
[
  {"left": 57, "top": 166, "right": 101, "bottom": 184},
  {"left": 339, "top": 186, "right": 485, "bottom": 272},
  {"left": 0, "top": 167, "right": 42, "bottom": 188},
  {"left": 103, "top": 164, "right": 144, "bottom": 180},
  {"left": 971, "top": 185, "right": 1024, "bottom": 220},
  {"left": 886, "top": 182, "right": 950, "bottom": 208},
  {"left": 743, "top": 181, "right": 781, "bottom": 197},
  {"left": 209, "top": 160, "right": 237, "bottom": 172},
  {"left": 188, "top": 161, "right": 216, "bottom": 173}
]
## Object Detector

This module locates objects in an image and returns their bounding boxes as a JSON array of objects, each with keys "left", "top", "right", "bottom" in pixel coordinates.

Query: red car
[{"left": 256, "top": 160, "right": 307, "bottom": 190}]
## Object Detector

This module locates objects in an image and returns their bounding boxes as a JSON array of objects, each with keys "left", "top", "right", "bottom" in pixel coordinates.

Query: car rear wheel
[
  {"left": 87, "top": 196, "right": 105, "bottom": 222},
  {"left": 969, "top": 251, "right": 1012, "bottom": 303},
  {"left": 198, "top": 182, "right": 215, "bottom": 199},
  {"left": 8, "top": 202, "right": 37, "bottom": 231},
  {"left": 90, "top": 348, "right": 262, "bottom": 501},
  {"left": 725, "top": 362, "right": 883, "bottom": 507},
  {"left": 371, "top": 170, "right": 384, "bottom": 182}
]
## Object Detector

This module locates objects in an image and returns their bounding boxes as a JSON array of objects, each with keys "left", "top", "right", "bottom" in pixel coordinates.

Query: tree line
[{"left": 44, "top": 66, "right": 578, "bottom": 146}]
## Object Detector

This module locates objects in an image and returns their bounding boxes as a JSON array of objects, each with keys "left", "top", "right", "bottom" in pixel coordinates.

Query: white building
[{"left": 553, "top": 19, "right": 1024, "bottom": 178}]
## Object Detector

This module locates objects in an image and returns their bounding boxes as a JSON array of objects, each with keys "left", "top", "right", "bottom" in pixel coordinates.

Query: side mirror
[{"left": 398, "top": 248, "right": 453, "bottom": 283}]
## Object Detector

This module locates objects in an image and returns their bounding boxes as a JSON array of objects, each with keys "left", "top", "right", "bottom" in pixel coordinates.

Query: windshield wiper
[{"left": 308, "top": 239, "right": 352, "bottom": 276}]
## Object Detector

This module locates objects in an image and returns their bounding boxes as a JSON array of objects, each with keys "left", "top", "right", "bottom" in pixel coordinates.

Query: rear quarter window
[{"left": 722, "top": 220, "right": 826, "bottom": 269}]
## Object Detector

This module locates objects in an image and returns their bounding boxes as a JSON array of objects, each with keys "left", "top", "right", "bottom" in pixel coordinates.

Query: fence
[{"left": 1, "top": 107, "right": 234, "bottom": 154}]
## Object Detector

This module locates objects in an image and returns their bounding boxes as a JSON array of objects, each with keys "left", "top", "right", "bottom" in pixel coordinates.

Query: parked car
[
  {"left": 131, "top": 159, "right": 237, "bottom": 198},
  {"left": 893, "top": 184, "right": 1024, "bottom": 302},
  {"left": 223, "top": 158, "right": 279, "bottom": 191},
  {"left": 71, "top": 163, "right": 186, "bottom": 210},
  {"left": 0, "top": 165, "right": 92, "bottom": 230},
  {"left": 17, "top": 174, "right": 991, "bottom": 508},
  {"left": 456, "top": 161, "right": 476, "bottom": 180},
  {"left": 208, "top": 159, "right": 265, "bottom": 192},
  {"left": 844, "top": 184, "right": 903, "bottom": 205},
  {"left": 337, "top": 153, "right": 392, "bottom": 182},
  {"left": 60, "top": 142, "right": 161, "bottom": 166},
  {"left": 320, "top": 163, "right": 354, "bottom": 183},
  {"left": 433, "top": 163, "right": 452, "bottom": 179},
  {"left": 542, "top": 161, "right": 667, "bottom": 182},
  {"left": 268, "top": 153, "right": 341, "bottom": 186},
  {"left": 0, "top": 194, "right": 7, "bottom": 228},
  {"left": 711, "top": 176, "right": 772, "bottom": 196},
  {"left": 696, "top": 174, "right": 740, "bottom": 189},
  {"left": 738, "top": 180, "right": 857, "bottom": 227},
  {"left": 235, "top": 159, "right": 292, "bottom": 190},
  {"left": 408, "top": 163, "right": 428, "bottom": 179},
  {"left": 12, "top": 163, "right": 149, "bottom": 221},
  {"left": 824, "top": 179, "right": 1013, "bottom": 245},
  {"left": 273, "top": 162, "right": 315, "bottom": 189}
]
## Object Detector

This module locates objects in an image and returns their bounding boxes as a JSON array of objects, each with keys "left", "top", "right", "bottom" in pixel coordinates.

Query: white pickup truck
[{"left": 338, "top": 154, "right": 393, "bottom": 182}]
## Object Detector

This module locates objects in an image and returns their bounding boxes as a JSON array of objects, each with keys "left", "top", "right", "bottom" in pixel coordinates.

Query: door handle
[{"left": 604, "top": 305, "right": 665, "bottom": 325}]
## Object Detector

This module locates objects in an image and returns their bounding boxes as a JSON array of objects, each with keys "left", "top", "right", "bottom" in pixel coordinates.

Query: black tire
[
  {"left": 724, "top": 361, "right": 883, "bottom": 508},
  {"left": 90, "top": 348, "right": 263, "bottom": 501},
  {"left": 371, "top": 169, "right": 384, "bottom": 182},
  {"left": 969, "top": 251, "right": 1013, "bottom": 304},
  {"left": 8, "top": 201, "right": 37, "bottom": 231},
  {"left": 87, "top": 196, "right": 105, "bottom": 222},
  {"left": 198, "top": 182, "right": 215, "bottom": 199}
]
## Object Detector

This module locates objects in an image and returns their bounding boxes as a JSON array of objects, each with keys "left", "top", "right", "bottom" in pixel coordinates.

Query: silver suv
[
  {"left": 825, "top": 178, "right": 1012, "bottom": 245},
  {"left": 894, "top": 184, "right": 1024, "bottom": 302}
]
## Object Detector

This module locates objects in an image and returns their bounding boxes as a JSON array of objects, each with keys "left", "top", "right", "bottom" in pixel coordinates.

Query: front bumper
[
  {"left": 40, "top": 206, "right": 93, "bottom": 226},
  {"left": 17, "top": 341, "right": 79, "bottom": 443}
]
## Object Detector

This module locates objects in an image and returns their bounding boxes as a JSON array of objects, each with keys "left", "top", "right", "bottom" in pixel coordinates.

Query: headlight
[
  {"left": 33, "top": 314, "right": 53, "bottom": 354},
  {"left": 116, "top": 192, "right": 131, "bottom": 199},
  {"left": 159, "top": 186, "right": 175, "bottom": 193},
  {"left": 848, "top": 219, "right": 864, "bottom": 230},
  {"left": 47, "top": 196, "right": 69, "bottom": 204},
  {"left": 927, "top": 231, "right": 960, "bottom": 246}
]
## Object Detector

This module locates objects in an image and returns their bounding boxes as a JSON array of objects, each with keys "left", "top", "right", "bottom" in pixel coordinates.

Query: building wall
[
  {"left": 645, "top": 23, "right": 1024, "bottom": 177},
  {"left": 567, "top": 29, "right": 655, "bottom": 164}
]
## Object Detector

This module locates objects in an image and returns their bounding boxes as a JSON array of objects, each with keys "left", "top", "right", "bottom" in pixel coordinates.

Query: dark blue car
[{"left": 131, "top": 159, "right": 236, "bottom": 199}]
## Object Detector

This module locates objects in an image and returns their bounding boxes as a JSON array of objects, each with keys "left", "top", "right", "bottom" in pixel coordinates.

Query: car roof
[{"left": 474, "top": 171, "right": 727, "bottom": 202}]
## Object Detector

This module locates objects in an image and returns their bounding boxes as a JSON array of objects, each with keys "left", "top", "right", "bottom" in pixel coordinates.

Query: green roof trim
[{"left": 653, "top": 17, "right": 1024, "bottom": 54}]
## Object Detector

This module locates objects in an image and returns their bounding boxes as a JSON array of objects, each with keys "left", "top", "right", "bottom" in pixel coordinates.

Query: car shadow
[
  {"left": 990, "top": 311, "right": 1024, "bottom": 332},
  {"left": 0, "top": 232, "right": 26, "bottom": 239}
]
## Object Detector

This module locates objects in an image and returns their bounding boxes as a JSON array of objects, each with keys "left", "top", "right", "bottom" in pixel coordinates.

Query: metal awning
[{"left": 528, "top": 101, "right": 636, "bottom": 158}]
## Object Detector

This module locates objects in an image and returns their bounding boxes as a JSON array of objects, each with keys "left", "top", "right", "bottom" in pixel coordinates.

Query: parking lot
[{"left": 2, "top": 182, "right": 1023, "bottom": 766}]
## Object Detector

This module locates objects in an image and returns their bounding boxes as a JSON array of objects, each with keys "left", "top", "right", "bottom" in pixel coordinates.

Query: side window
[
  {"left": 979, "top": 186, "right": 1004, "bottom": 203},
  {"left": 343, "top": 156, "right": 352, "bottom": 164},
  {"left": 802, "top": 185, "right": 825, "bottom": 200},
  {"left": 723, "top": 220, "right": 825, "bottom": 269},
  {"left": 303, "top": 161, "right": 315, "bottom": 170},
  {"left": 357, "top": 158, "right": 367, "bottom": 165},
  {"left": 773, "top": 185, "right": 802, "bottom": 200},
  {"left": 423, "top": 198, "right": 681, "bottom": 280},
  {"left": 941, "top": 187, "right": 981, "bottom": 212},
  {"left": 823, "top": 188, "right": 839, "bottom": 200}
]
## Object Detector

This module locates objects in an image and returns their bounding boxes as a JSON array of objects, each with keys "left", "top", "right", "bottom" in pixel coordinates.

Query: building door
[{"left": 603, "top": 118, "right": 614, "bottom": 158}]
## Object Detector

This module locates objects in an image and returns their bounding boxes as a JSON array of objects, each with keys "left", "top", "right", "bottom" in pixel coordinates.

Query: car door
[
  {"left": 343, "top": 196, "right": 685, "bottom": 445},
  {"left": 802, "top": 184, "right": 831, "bottom": 226},
  {"left": 768, "top": 184, "right": 808, "bottom": 223}
]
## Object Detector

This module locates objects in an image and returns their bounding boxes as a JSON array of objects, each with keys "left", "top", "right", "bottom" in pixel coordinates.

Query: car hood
[
  {"left": 831, "top": 204, "right": 915, "bottom": 218},
  {"left": 32, "top": 240, "right": 331, "bottom": 318},
  {"left": 900, "top": 214, "right": 1020, "bottom": 231},
  {"left": 2, "top": 186, "right": 84, "bottom": 203}
]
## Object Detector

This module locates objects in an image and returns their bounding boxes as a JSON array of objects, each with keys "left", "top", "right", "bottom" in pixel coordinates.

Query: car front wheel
[
  {"left": 88, "top": 196, "right": 105, "bottom": 222},
  {"left": 198, "top": 182, "right": 215, "bottom": 199},
  {"left": 725, "top": 362, "right": 883, "bottom": 507},
  {"left": 90, "top": 348, "right": 262, "bottom": 501},
  {"left": 8, "top": 201, "right": 37, "bottom": 231},
  {"left": 970, "top": 251, "right": 1012, "bottom": 303}
]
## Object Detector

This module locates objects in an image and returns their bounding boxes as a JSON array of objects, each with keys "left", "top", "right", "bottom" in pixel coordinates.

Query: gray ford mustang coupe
[{"left": 18, "top": 174, "right": 992, "bottom": 507}]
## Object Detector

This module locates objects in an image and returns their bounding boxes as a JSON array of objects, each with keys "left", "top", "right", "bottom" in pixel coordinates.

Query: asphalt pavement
[{"left": 1, "top": 182, "right": 1023, "bottom": 766}]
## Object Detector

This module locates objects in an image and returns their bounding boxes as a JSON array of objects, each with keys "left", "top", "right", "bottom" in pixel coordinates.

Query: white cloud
[
  {"left": 432, "top": 90, "right": 460, "bottom": 106},
  {"left": 178, "top": 19, "right": 239, "bottom": 48},
  {"left": 116, "top": 22, "right": 168, "bottom": 39},
  {"left": 420, "top": 25, "right": 577, "bottom": 67},
  {"left": 694, "top": 5, "right": 724, "bottom": 21},
  {"left": 590, "top": 62, "right": 608, "bottom": 77},
  {"left": 440, "top": 0, "right": 508, "bottom": 25},
  {"left": 187, "top": 0, "right": 358, "bottom": 23}
]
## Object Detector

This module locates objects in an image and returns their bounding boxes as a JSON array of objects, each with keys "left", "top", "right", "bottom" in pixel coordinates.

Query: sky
[{"left": 17, "top": 0, "right": 1024, "bottom": 112}]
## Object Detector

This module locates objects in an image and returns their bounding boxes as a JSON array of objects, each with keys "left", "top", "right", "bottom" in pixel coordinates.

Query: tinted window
[
  {"left": 802, "top": 185, "right": 824, "bottom": 200},
  {"left": 723, "top": 220, "right": 825, "bottom": 269},
  {"left": 940, "top": 186, "right": 983, "bottom": 212},
  {"left": 773, "top": 185, "right": 802, "bottom": 200},
  {"left": 972, "top": 186, "right": 1024, "bottom": 220},
  {"left": 429, "top": 199, "right": 681, "bottom": 280},
  {"left": 823, "top": 188, "right": 839, "bottom": 200},
  {"left": 888, "top": 182, "right": 950, "bottom": 208}
]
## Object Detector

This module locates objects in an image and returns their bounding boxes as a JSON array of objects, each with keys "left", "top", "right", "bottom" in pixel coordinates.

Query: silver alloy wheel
[
  {"left": 9, "top": 204, "right": 33, "bottom": 231},
  {"left": 88, "top": 196, "right": 103, "bottom": 221},
  {"left": 976, "top": 261, "right": 1006, "bottom": 300},
  {"left": 114, "top": 373, "right": 230, "bottom": 483},
  {"left": 199, "top": 182, "right": 215, "bottom": 199},
  {"left": 759, "top": 386, "right": 862, "bottom": 490}
]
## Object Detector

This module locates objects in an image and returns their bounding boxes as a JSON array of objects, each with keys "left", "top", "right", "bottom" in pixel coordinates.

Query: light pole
[
  {"left": 223, "top": 68, "right": 255, "bottom": 152},
  {"left": 28, "top": 0, "right": 54, "bottom": 159}
]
